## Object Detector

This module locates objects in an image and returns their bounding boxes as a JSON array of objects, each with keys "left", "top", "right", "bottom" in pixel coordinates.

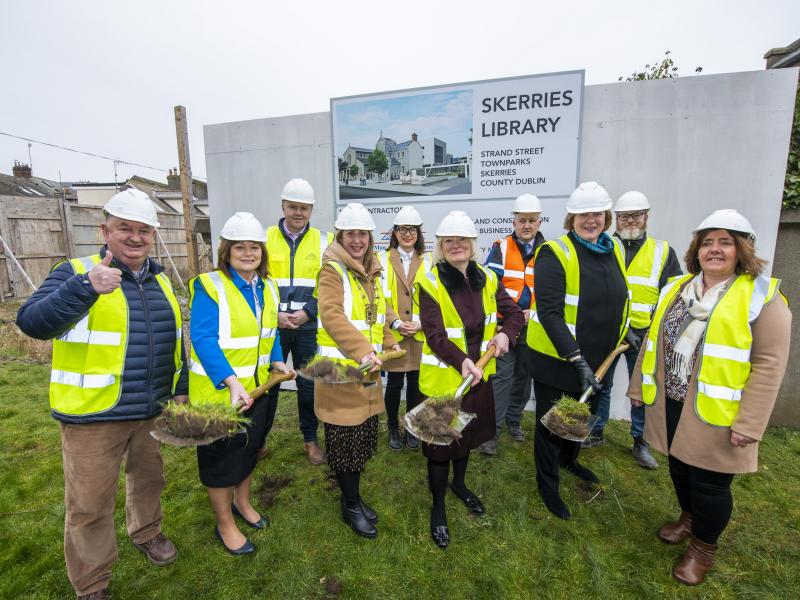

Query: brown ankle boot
[
  {"left": 657, "top": 511, "right": 692, "bottom": 544},
  {"left": 672, "top": 535, "right": 717, "bottom": 585}
]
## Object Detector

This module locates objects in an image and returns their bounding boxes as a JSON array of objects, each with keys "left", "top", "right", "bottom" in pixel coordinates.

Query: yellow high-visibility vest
[
  {"left": 614, "top": 237, "right": 669, "bottom": 329},
  {"left": 266, "top": 225, "right": 333, "bottom": 312},
  {"left": 50, "top": 254, "right": 182, "bottom": 416},
  {"left": 527, "top": 235, "right": 631, "bottom": 359},
  {"left": 641, "top": 273, "right": 782, "bottom": 426},
  {"left": 378, "top": 249, "right": 432, "bottom": 343},
  {"left": 188, "top": 271, "right": 279, "bottom": 405},
  {"left": 416, "top": 263, "right": 498, "bottom": 397},
  {"left": 314, "top": 261, "right": 387, "bottom": 367}
]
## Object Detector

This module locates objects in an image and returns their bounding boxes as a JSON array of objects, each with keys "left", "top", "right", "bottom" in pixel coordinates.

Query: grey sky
[{"left": 1, "top": 0, "right": 797, "bottom": 184}]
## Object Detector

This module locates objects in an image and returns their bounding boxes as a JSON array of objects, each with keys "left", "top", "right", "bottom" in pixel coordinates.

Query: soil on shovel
[
  {"left": 257, "top": 474, "right": 293, "bottom": 508},
  {"left": 298, "top": 357, "right": 365, "bottom": 384},
  {"left": 542, "top": 396, "right": 593, "bottom": 440},
  {"left": 156, "top": 402, "right": 250, "bottom": 441},
  {"left": 407, "top": 395, "right": 463, "bottom": 444}
]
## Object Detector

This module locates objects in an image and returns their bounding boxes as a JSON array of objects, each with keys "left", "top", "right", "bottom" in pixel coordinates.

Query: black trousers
[
  {"left": 666, "top": 396, "right": 734, "bottom": 544},
  {"left": 532, "top": 379, "right": 581, "bottom": 497},
  {"left": 264, "top": 327, "right": 319, "bottom": 442},
  {"left": 383, "top": 370, "right": 421, "bottom": 430}
]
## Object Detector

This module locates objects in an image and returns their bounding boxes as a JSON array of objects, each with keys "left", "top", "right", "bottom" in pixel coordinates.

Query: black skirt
[
  {"left": 324, "top": 415, "right": 379, "bottom": 472},
  {"left": 196, "top": 396, "right": 270, "bottom": 488}
]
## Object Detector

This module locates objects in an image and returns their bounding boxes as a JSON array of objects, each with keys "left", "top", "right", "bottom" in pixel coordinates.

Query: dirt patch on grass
[
  {"left": 0, "top": 315, "right": 52, "bottom": 364},
  {"left": 318, "top": 576, "right": 342, "bottom": 598},
  {"left": 257, "top": 474, "right": 293, "bottom": 508},
  {"left": 576, "top": 481, "right": 605, "bottom": 503},
  {"left": 324, "top": 472, "right": 339, "bottom": 491}
]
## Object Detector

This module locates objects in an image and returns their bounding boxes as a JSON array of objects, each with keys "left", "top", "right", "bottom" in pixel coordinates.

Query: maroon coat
[{"left": 419, "top": 260, "right": 524, "bottom": 461}]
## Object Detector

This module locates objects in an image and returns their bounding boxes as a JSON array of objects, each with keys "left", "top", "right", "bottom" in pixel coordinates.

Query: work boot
[
  {"left": 581, "top": 432, "right": 605, "bottom": 449},
  {"left": 507, "top": 422, "right": 525, "bottom": 442},
  {"left": 132, "top": 532, "right": 178, "bottom": 566},
  {"left": 388, "top": 425, "right": 403, "bottom": 451},
  {"left": 405, "top": 431, "right": 419, "bottom": 450},
  {"left": 340, "top": 496, "right": 377, "bottom": 539},
  {"left": 304, "top": 441, "right": 326, "bottom": 465},
  {"left": 658, "top": 511, "right": 693, "bottom": 544},
  {"left": 672, "top": 535, "right": 717, "bottom": 585},
  {"left": 477, "top": 438, "right": 497, "bottom": 456},
  {"left": 78, "top": 589, "right": 110, "bottom": 600},
  {"left": 632, "top": 436, "right": 658, "bottom": 469}
]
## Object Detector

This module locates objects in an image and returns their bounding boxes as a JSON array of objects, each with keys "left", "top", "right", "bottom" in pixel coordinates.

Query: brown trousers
[{"left": 60, "top": 418, "right": 165, "bottom": 596}]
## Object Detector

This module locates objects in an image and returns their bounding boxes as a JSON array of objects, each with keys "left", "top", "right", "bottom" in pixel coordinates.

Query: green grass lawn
[{"left": 1, "top": 347, "right": 799, "bottom": 598}]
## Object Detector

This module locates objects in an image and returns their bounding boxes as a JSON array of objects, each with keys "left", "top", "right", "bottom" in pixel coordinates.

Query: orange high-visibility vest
[{"left": 499, "top": 236, "right": 534, "bottom": 304}]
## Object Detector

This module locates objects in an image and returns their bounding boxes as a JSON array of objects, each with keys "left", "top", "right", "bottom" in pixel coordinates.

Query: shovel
[
  {"left": 539, "top": 344, "right": 630, "bottom": 442},
  {"left": 152, "top": 369, "right": 297, "bottom": 447},
  {"left": 298, "top": 349, "right": 407, "bottom": 387},
  {"left": 404, "top": 344, "right": 496, "bottom": 445}
]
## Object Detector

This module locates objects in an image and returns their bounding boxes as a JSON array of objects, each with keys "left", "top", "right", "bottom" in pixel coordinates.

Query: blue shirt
[{"left": 190, "top": 269, "right": 283, "bottom": 389}]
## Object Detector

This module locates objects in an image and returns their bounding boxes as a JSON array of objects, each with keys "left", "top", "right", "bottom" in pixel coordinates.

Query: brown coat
[
  {"left": 627, "top": 280, "right": 791, "bottom": 474},
  {"left": 383, "top": 248, "right": 423, "bottom": 372},
  {"left": 313, "top": 242, "right": 396, "bottom": 427}
]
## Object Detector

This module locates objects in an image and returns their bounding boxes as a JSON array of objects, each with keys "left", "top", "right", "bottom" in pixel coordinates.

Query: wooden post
[{"left": 174, "top": 105, "right": 199, "bottom": 277}]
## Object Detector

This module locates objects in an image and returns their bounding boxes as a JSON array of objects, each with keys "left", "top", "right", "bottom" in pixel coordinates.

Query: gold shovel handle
[
  {"left": 454, "top": 344, "right": 497, "bottom": 398},
  {"left": 249, "top": 370, "right": 297, "bottom": 402},
  {"left": 358, "top": 349, "right": 408, "bottom": 373},
  {"left": 577, "top": 344, "right": 630, "bottom": 404}
]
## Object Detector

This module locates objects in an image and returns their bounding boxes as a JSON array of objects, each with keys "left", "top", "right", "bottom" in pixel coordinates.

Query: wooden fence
[{"left": 0, "top": 196, "right": 211, "bottom": 300}]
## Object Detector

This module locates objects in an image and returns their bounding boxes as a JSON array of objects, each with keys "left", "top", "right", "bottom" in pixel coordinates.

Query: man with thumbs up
[{"left": 17, "top": 188, "right": 188, "bottom": 600}]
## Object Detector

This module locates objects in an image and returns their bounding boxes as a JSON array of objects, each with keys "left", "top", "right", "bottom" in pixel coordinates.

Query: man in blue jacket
[{"left": 17, "top": 189, "right": 188, "bottom": 600}]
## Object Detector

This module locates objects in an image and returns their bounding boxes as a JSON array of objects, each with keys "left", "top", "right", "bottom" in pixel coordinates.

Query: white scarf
[{"left": 671, "top": 274, "right": 730, "bottom": 382}]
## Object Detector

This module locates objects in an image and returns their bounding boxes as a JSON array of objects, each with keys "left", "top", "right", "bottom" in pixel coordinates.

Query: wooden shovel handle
[
  {"left": 474, "top": 344, "right": 497, "bottom": 370},
  {"left": 593, "top": 344, "right": 630, "bottom": 381},
  {"left": 358, "top": 349, "right": 408, "bottom": 372},
  {"left": 250, "top": 370, "right": 296, "bottom": 401}
]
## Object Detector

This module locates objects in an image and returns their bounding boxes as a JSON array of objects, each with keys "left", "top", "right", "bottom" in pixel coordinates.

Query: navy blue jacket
[
  {"left": 272, "top": 218, "right": 321, "bottom": 331},
  {"left": 17, "top": 247, "right": 189, "bottom": 423}
]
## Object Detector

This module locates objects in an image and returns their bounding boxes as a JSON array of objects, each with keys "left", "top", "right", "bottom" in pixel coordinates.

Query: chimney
[
  {"left": 167, "top": 168, "right": 181, "bottom": 190},
  {"left": 411, "top": 133, "right": 417, "bottom": 142},
  {"left": 13, "top": 161, "right": 32, "bottom": 179}
]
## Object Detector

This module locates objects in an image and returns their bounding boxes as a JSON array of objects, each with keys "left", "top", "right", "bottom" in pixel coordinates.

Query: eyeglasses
[
  {"left": 396, "top": 227, "right": 417, "bottom": 235},
  {"left": 618, "top": 212, "right": 646, "bottom": 223}
]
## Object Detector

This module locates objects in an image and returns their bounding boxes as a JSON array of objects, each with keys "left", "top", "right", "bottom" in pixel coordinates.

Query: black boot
[
  {"left": 540, "top": 491, "right": 571, "bottom": 520},
  {"left": 340, "top": 495, "right": 377, "bottom": 539},
  {"left": 359, "top": 496, "right": 378, "bottom": 524},
  {"left": 388, "top": 425, "right": 403, "bottom": 451}
]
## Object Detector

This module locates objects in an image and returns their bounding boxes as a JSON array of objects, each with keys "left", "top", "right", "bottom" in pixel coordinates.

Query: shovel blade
[{"left": 539, "top": 408, "right": 601, "bottom": 443}]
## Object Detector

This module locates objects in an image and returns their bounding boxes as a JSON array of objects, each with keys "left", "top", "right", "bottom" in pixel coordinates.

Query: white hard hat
[
  {"left": 335, "top": 203, "right": 375, "bottom": 231},
  {"left": 435, "top": 211, "right": 478, "bottom": 238},
  {"left": 693, "top": 209, "right": 756, "bottom": 241},
  {"left": 512, "top": 193, "right": 542, "bottom": 213},
  {"left": 393, "top": 206, "right": 423, "bottom": 226},
  {"left": 281, "top": 178, "right": 315, "bottom": 205},
  {"left": 566, "top": 181, "right": 613, "bottom": 214},
  {"left": 614, "top": 191, "right": 650, "bottom": 212},
  {"left": 220, "top": 212, "right": 266, "bottom": 242},
  {"left": 104, "top": 188, "right": 160, "bottom": 228}
]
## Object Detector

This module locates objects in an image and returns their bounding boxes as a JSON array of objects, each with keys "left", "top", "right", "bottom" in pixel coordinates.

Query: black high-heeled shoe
[
  {"left": 449, "top": 484, "right": 485, "bottom": 516},
  {"left": 231, "top": 503, "right": 270, "bottom": 530},
  {"left": 215, "top": 527, "right": 256, "bottom": 555}
]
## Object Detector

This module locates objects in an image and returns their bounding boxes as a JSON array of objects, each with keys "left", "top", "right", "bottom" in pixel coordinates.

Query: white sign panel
[{"left": 331, "top": 70, "right": 584, "bottom": 206}]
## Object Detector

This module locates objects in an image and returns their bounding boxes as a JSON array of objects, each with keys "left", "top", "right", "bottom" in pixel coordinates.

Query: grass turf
[{"left": 1, "top": 305, "right": 799, "bottom": 598}]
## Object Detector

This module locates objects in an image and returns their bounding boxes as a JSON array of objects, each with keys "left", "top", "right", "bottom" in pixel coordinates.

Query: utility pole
[{"left": 174, "top": 105, "right": 199, "bottom": 277}]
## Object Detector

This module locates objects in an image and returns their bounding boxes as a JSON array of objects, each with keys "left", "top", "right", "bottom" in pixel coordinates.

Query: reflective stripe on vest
[
  {"left": 50, "top": 254, "right": 183, "bottom": 417},
  {"left": 416, "top": 264, "right": 497, "bottom": 397},
  {"left": 499, "top": 236, "right": 534, "bottom": 305},
  {"left": 315, "top": 260, "right": 387, "bottom": 367},
  {"left": 266, "top": 225, "right": 333, "bottom": 310},
  {"left": 526, "top": 235, "right": 631, "bottom": 360},
  {"left": 640, "top": 274, "right": 781, "bottom": 427},
  {"left": 615, "top": 237, "right": 669, "bottom": 329},
  {"left": 188, "top": 271, "right": 278, "bottom": 405},
  {"left": 380, "top": 249, "right": 432, "bottom": 343}
]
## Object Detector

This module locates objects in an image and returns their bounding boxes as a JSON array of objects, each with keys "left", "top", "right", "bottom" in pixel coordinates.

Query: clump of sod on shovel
[
  {"left": 404, "top": 344, "right": 496, "bottom": 445},
  {"left": 298, "top": 349, "right": 407, "bottom": 384},
  {"left": 540, "top": 344, "right": 629, "bottom": 442},
  {"left": 152, "top": 369, "right": 296, "bottom": 447}
]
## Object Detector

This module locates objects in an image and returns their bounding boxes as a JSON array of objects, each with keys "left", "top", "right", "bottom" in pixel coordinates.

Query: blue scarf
[{"left": 571, "top": 231, "right": 614, "bottom": 254}]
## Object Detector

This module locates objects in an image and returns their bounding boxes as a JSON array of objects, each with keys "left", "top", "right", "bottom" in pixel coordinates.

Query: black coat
[
  {"left": 527, "top": 232, "right": 628, "bottom": 393},
  {"left": 17, "top": 247, "right": 188, "bottom": 423}
]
